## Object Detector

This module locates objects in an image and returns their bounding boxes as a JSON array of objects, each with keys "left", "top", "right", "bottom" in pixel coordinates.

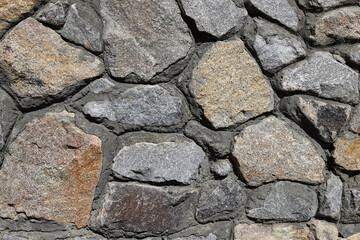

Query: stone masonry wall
[{"left": 0, "top": 0, "right": 360, "bottom": 239}]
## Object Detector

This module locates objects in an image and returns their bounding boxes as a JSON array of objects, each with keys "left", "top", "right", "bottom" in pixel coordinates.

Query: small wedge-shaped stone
[
  {"left": 190, "top": 40, "right": 274, "bottom": 129},
  {"left": 249, "top": 0, "right": 304, "bottom": 31},
  {"left": 306, "top": 7, "right": 360, "bottom": 45},
  {"left": 60, "top": 3, "right": 103, "bottom": 52},
  {"left": 247, "top": 182, "right": 318, "bottom": 221},
  {"left": 0, "top": 111, "right": 102, "bottom": 228},
  {"left": 100, "top": 0, "right": 192, "bottom": 81},
  {"left": 274, "top": 52, "right": 359, "bottom": 104},
  {"left": 232, "top": 116, "right": 325, "bottom": 185},
  {"left": 36, "top": 0, "right": 69, "bottom": 27},
  {"left": 0, "top": 18, "right": 104, "bottom": 108},
  {"left": 178, "top": 0, "right": 248, "bottom": 39},
  {"left": 318, "top": 173, "right": 343, "bottom": 219},
  {"left": 280, "top": 95, "right": 351, "bottom": 143},
  {"left": 334, "top": 135, "right": 360, "bottom": 171}
]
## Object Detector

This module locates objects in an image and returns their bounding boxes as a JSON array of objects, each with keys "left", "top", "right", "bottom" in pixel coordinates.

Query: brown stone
[
  {"left": 334, "top": 135, "right": 360, "bottom": 171},
  {"left": 307, "top": 219, "right": 338, "bottom": 240},
  {"left": 189, "top": 40, "right": 274, "bottom": 129},
  {"left": 0, "top": 111, "right": 102, "bottom": 228},
  {"left": 0, "top": 18, "right": 104, "bottom": 108},
  {"left": 342, "top": 233, "right": 360, "bottom": 240}
]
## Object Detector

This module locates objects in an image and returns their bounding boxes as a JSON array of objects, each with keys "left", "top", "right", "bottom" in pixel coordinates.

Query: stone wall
[{"left": 0, "top": 0, "right": 360, "bottom": 239}]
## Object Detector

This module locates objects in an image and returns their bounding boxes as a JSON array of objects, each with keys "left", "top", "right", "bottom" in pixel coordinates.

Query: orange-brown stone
[
  {"left": 334, "top": 135, "right": 360, "bottom": 171},
  {"left": 0, "top": 111, "right": 102, "bottom": 228}
]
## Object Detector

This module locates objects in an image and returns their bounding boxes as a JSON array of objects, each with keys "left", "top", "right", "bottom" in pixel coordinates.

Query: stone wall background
[{"left": 0, "top": 0, "right": 360, "bottom": 239}]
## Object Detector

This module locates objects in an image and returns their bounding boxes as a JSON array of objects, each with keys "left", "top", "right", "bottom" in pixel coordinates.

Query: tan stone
[
  {"left": 334, "top": 135, "right": 360, "bottom": 171},
  {"left": 0, "top": 18, "right": 104, "bottom": 108},
  {"left": 307, "top": 219, "right": 338, "bottom": 240},
  {"left": 0, "top": 111, "right": 102, "bottom": 228},
  {"left": 189, "top": 40, "right": 274, "bottom": 129},
  {"left": 234, "top": 223, "right": 310, "bottom": 240},
  {"left": 341, "top": 233, "right": 360, "bottom": 240},
  {"left": 232, "top": 116, "right": 325, "bottom": 185}
]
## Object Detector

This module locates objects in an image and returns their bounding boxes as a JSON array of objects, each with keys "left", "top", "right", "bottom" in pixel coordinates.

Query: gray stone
[
  {"left": 83, "top": 85, "right": 183, "bottom": 126},
  {"left": 89, "top": 78, "right": 115, "bottom": 94},
  {"left": 336, "top": 44, "right": 360, "bottom": 66},
  {"left": 211, "top": 159, "right": 232, "bottom": 177},
  {"left": 3, "top": 236, "right": 27, "bottom": 240},
  {"left": 64, "top": 236, "right": 105, "bottom": 240},
  {"left": 248, "top": 0, "right": 304, "bottom": 31},
  {"left": 318, "top": 173, "right": 343, "bottom": 219},
  {"left": 352, "top": 190, "right": 360, "bottom": 212},
  {"left": 36, "top": 0, "right": 69, "bottom": 27},
  {"left": 60, "top": 3, "right": 103, "bottom": 52},
  {"left": 100, "top": 0, "right": 193, "bottom": 81},
  {"left": 112, "top": 140, "right": 206, "bottom": 184},
  {"left": 0, "top": 124, "right": 3, "bottom": 150},
  {"left": 274, "top": 51, "right": 359, "bottom": 104},
  {"left": 280, "top": 95, "right": 351, "bottom": 143},
  {"left": 247, "top": 181, "right": 318, "bottom": 221},
  {"left": 178, "top": 0, "right": 247, "bottom": 39},
  {"left": 168, "top": 222, "right": 232, "bottom": 240},
  {"left": 184, "top": 121, "right": 233, "bottom": 158},
  {"left": 298, "top": 0, "right": 358, "bottom": 10},
  {"left": 253, "top": 18, "right": 307, "bottom": 73},
  {"left": 196, "top": 180, "right": 242, "bottom": 222},
  {"left": 173, "top": 234, "right": 217, "bottom": 240},
  {"left": 350, "top": 104, "right": 360, "bottom": 134}
]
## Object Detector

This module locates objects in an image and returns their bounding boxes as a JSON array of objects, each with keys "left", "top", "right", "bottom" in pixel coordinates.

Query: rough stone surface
[
  {"left": 336, "top": 44, "right": 360, "bottom": 66},
  {"left": 211, "top": 159, "right": 233, "bottom": 177},
  {"left": 274, "top": 51, "right": 359, "bottom": 104},
  {"left": 2, "top": 236, "right": 27, "bottom": 240},
  {"left": 247, "top": 181, "right": 318, "bottom": 221},
  {"left": 318, "top": 173, "right": 343, "bottom": 219},
  {"left": 234, "top": 223, "right": 310, "bottom": 240},
  {"left": 0, "top": 18, "right": 104, "bottom": 108},
  {"left": 350, "top": 104, "right": 360, "bottom": 134},
  {"left": 83, "top": 85, "right": 183, "bottom": 126},
  {"left": 91, "top": 182, "right": 197, "bottom": 234},
  {"left": 232, "top": 116, "right": 325, "bottom": 185},
  {"left": 334, "top": 135, "right": 360, "bottom": 171},
  {"left": 190, "top": 40, "right": 274, "bottom": 129},
  {"left": 280, "top": 95, "right": 351, "bottom": 143},
  {"left": 112, "top": 140, "right": 206, "bottom": 184},
  {"left": 88, "top": 78, "right": 115, "bottom": 94},
  {"left": 0, "top": 89, "right": 19, "bottom": 151},
  {"left": 100, "top": 0, "right": 192, "bottom": 81},
  {"left": 248, "top": 0, "right": 304, "bottom": 31},
  {"left": 344, "top": 233, "right": 360, "bottom": 240},
  {"left": 184, "top": 120, "right": 233, "bottom": 158},
  {"left": 173, "top": 234, "right": 216, "bottom": 240},
  {"left": 298, "top": 0, "right": 358, "bottom": 10},
  {"left": 0, "top": 111, "right": 102, "bottom": 228},
  {"left": 60, "top": 3, "right": 103, "bottom": 52},
  {"left": 178, "top": 0, "right": 248, "bottom": 39},
  {"left": 306, "top": 7, "right": 360, "bottom": 45},
  {"left": 307, "top": 219, "right": 339, "bottom": 240},
  {"left": 36, "top": 0, "right": 69, "bottom": 27},
  {"left": 195, "top": 180, "right": 242, "bottom": 222},
  {"left": 252, "top": 18, "right": 307, "bottom": 73}
]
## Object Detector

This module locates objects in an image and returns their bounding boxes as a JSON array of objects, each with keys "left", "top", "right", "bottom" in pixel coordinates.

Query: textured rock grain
[
  {"left": 0, "top": 89, "right": 19, "bottom": 151},
  {"left": 334, "top": 135, "right": 360, "bottom": 171},
  {"left": 318, "top": 173, "right": 343, "bottom": 219},
  {"left": 36, "top": 0, "right": 69, "bottom": 27},
  {"left": 307, "top": 219, "right": 339, "bottom": 240}
]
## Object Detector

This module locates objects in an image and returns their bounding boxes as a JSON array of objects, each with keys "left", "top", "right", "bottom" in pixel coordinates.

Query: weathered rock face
[
  {"left": 246, "top": 182, "right": 318, "bottom": 221},
  {"left": 88, "top": 78, "right": 114, "bottom": 94},
  {"left": 318, "top": 173, "right": 343, "bottom": 219},
  {"left": 36, "top": 0, "right": 69, "bottom": 27},
  {"left": 350, "top": 104, "right": 360, "bottom": 134},
  {"left": 0, "top": 111, "right": 102, "bottom": 228},
  {"left": 83, "top": 85, "right": 183, "bottom": 126},
  {"left": 189, "top": 40, "right": 274, "bottom": 129},
  {"left": 173, "top": 234, "right": 216, "bottom": 240},
  {"left": 307, "top": 219, "right": 339, "bottom": 240},
  {"left": 334, "top": 135, "right": 360, "bottom": 171},
  {"left": 112, "top": 140, "right": 206, "bottom": 184},
  {"left": 211, "top": 159, "right": 233, "bottom": 177},
  {"left": 232, "top": 116, "right": 325, "bottom": 185},
  {"left": 248, "top": 0, "right": 304, "bottom": 31},
  {"left": 298, "top": 0, "right": 358, "bottom": 10},
  {"left": 234, "top": 223, "right": 310, "bottom": 240},
  {"left": 92, "top": 183, "right": 197, "bottom": 234},
  {"left": 306, "top": 7, "right": 360, "bottom": 45},
  {"left": 0, "top": 18, "right": 104, "bottom": 108},
  {"left": 178, "top": 0, "right": 247, "bottom": 39},
  {"left": 280, "top": 95, "right": 351, "bottom": 143},
  {"left": 274, "top": 51, "right": 359, "bottom": 104},
  {"left": 100, "top": 0, "right": 193, "bottom": 81},
  {"left": 252, "top": 18, "right": 307, "bottom": 73}
]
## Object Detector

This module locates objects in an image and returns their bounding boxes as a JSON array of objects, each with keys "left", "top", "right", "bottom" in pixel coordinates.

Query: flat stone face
[
  {"left": 173, "top": 234, "right": 216, "bottom": 240},
  {"left": 232, "top": 116, "right": 324, "bottom": 185},
  {"left": 60, "top": 3, "right": 103, "bottom": 52},
  {"left": 0, "top": 89, "right": 19, "bottom": 151},
  {"left": 195, "top": 180, "right": 242, "bottom": 222},
  {"left": 307, "top": 7, "right": 360, "bottom": 45},
  {"left": 0, "top": 18, "right": 104, "bottom": 108},
  {"left": 318, "top": 173, "right": 343, "bottom": 219},
  {"left": 247, "top": 182, "right": 318, "bottom": 221},
  {"left": 179, "top": 0, "right": 247, "bottom": 39},
  {"left": 0, "top": 111, "right": 102, "bottom": 228},
  {"left": 334, "top": 135, "right": 360, "bottom": 171},
  {"left": 83, "top": 85, "right": 183, "bottom": 126},
  {"left": 36, "top": 0, "right": 69, "bottom": 27},
  {"left": 92, "top": 183, "right": 197, "bottom": 234},
  {"left": 190, "top": 40, "right": 274, "bottom": 129},
  {"left": 253, "top": 19, "right": 306, "bottom": 73},
  {"left": 280, "top": 95, "right": 351, "bottom": 143},
  {"left": 100, "top": 0, "right": 192, "bottom": 81},
  {"left": 112, "top": 140, "right": 206, "bottom": 184},
  {"left": 298, "top": 0, "right": 358, "bottom": 10},
  {"left": 89, "top": 78, "right": 115, "bottom": 94},
  {"left": 249, "top": 0, "right": 303, "bottom": 31},
  {"left": 345, "top": 233, "right": 360, "bottom": 240},
  {"left": 307, "top": 219, "right": 339, "bottom": 240},
  {"left": 350, "top": 104, "right": 360, "bottom": 134},
  {"left": 274, "top": 51, "right": 359, "bottom": 104},
  {"left": 234, "top": 223, "right": 310, "bottom": 240}
]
